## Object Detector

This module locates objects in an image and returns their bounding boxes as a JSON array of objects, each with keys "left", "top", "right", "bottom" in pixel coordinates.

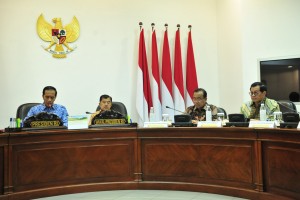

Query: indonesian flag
[
  {"left": 173, "top": 29, "right": 185, "bottom": 114},
  {"left": 185, "top": 29, "right": 198, "bottom": 107},
  {"left": 136, "top": 28, "right": 153, "bottom": 125},
  {"left": 151, "top": 29, "right": 162, "bottom": 121},
  {"left": 161, "top": 29, "right": 174, "bottom": 121}
]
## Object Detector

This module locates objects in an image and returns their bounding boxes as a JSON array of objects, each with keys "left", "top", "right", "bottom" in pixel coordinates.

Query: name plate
[
  {"left": 30, "top": 120, "right": 61, "bottom": 127},
  {"left": 197, "top": 121, "right": 222, "bottom": 127},
  {"left": 93, "top": 119, "right": 126, "bottom": 125},
  {"left": 144, "top": 122, "right": 168, "bottom": 128},
  {"left": 249, "top": 121, "right": 275, "bottom": 128}
]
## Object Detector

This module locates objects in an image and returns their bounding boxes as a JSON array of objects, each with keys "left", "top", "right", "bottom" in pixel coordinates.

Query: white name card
[
  {"left": 297, "top": 122, "right": 300, "bottom": 129},
  {"left": 68, "top": 114, "right": 89, "bottom": 129},
  {"left": 143, "top": 122, "right": 168, "bottom": 128},
  {"left": 197, "top": 121, "right": 222, "bottom": 127},
  {"left": 249, "top": 121, "right": 275, "bottom": 128}
]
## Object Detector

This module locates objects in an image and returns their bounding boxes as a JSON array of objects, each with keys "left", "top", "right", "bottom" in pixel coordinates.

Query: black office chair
[
  {"left": 217, "top": 107, "right": 227, "bottom": 119},
  {"left": 16, "top": 103, "right": 40, "bottom": 120},
  {"left": 96, "top": 101, "right": 127, "bottom": 117},
  {"left": 277, "top": 100, "right": 297, "bottom": 113}
]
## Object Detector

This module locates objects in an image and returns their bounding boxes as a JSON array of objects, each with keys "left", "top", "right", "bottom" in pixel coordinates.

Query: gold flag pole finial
[
  {"left": 139, "top": 22, "right": 143, "bottom": 31},
  {"left": 151, "top": 23, "right": 155, "bottom": 31},
  {"left": 165, "top": 23, "right": 168, "bottom": 30}
]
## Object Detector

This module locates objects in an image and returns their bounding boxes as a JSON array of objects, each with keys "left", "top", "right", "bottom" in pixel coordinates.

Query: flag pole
[
  {"left": 139, "top": 22, "right": 143, "bottom": 31},
  {"left": 188, "top": 24, "right": 192, "bottom": 31},
  {"left": 165, "top": 23, "right": 168, "bottom": 30},
  {"left": 151, "top": 23, "right": 155, "bottom": 31},
  {"left": 177, "top": 24, "right": 180, "bottom": 30}
]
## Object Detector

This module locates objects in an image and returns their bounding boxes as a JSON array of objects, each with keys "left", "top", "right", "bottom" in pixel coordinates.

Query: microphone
[
  {"left": 277, "top": 102, "right": 300, "bottom": 114},
  {"left": 86, "top": 111, "right": 93, "bottom": 114},
  {"left": 165, "top": 106, "right": 185, "bottom": 114}
]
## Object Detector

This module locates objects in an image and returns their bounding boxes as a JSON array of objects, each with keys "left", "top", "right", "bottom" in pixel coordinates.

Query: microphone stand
[
  {"left": 277, "top": 102, "right": 300, "bottom": 114},
  {"left": 165, "top": 106, "right": 186, "bottom": 114}
]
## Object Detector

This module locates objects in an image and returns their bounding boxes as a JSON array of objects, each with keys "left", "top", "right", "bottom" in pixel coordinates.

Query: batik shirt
[
  {"left": 25, "top": 104, "right": 69, "bottom": 126},
  {"left": 185, "top": 104, "right": 218, "bottom": 121},
  {"left": 240, "top": 97, "right": 280, "bottom": 120}
]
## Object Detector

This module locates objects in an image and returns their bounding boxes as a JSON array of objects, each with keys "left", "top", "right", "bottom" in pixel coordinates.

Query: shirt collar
[
  {"left": 193, "top": 103, "right": 208, "bottom": 111},
  {"left": 250, "top": 98, "right": 267, "bottom": 107},
  {"left": 42, "top": 103, "right": 57, "bottom": 110}
]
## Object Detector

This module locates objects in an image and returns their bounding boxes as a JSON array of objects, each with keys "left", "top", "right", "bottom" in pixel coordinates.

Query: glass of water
[
  {"left": 162, "top": 114, "right": 169, "bottom": 122},
  {"left": 274, "top": 111, "right": 282, "bottom": 126},
  {"left": 217, "top": 113, "right": 225, "bottom": 121}
]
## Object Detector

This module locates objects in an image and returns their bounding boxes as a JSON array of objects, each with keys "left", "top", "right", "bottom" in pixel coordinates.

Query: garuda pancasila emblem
[{"left": 37, "top": 14, "right": 80, "bottom": 58}]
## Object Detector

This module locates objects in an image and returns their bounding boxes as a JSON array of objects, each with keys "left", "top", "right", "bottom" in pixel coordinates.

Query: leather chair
[
  {"left": 217, "top": 107, "right": 227, "bottom": 119},
  {"left": 277, "top": 100, "right": 297, "bottom": 113},
  {"left": 96, "top": 101, "right": 127, "bottom": 117},
  {"left": 16, "top": 103, "right": 40, "bottom": 120}
]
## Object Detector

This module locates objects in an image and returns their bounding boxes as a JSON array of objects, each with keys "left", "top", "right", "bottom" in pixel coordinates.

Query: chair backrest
[
  {"left": 217, "top": 107, "right": 227, "bottom": 119},
  {"left": 16, "top": 103, "right": 40, "bottom": 120},
  {"left": 277, "top": 100, "right": 297, "bottom": 113},
  {"left": 96, "top": 101, "right": 127, "bottom": 117},
  {"left": 283, "top": 112, "right": 300, "bottom": 122}
]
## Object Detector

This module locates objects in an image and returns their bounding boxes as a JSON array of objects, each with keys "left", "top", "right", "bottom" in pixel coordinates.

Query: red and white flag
[
  {"left": 173, "top": 28, "right": 185, "bottom": 114},
  {"left": 161, "top": 29, "right": 174, "bottom": 120},
  {"left": 151, "top": 28, "right": 162, "bottom": 121},
  {"left": 185, "top": 28, "right": 198, "bottom": 107},
  {"left": 136, "top": 28, "right": 153, "bottom": 125}
]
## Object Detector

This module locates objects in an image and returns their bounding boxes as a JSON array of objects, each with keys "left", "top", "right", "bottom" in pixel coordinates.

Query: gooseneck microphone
[
  {"left": 165, "top": 106, "right": 185, "bottom": 114},
  {"left": 277, "top": 102, "right": 300, "bottom": 114},
  {"left": 86, "top": 111, "right": 93, "bottom": 114}
]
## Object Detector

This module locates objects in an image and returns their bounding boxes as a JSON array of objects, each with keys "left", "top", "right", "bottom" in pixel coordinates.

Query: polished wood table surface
[{"left": 0, "top": 127, "right": 299, "bottom": 200}]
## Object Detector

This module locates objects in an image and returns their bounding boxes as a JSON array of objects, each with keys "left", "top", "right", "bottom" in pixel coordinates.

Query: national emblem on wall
[{"left": 36, "top": 14, "right": 80, "bottom": 58}]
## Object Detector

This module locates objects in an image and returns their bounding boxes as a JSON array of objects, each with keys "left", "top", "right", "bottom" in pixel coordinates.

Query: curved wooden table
[{"left": 0, "top": 127, "right": 299, "bottom": 200}]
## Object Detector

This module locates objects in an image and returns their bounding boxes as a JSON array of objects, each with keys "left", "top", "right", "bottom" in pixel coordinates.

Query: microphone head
[{"left": 166, "top": 106, "right": 170, "bottom": 108}]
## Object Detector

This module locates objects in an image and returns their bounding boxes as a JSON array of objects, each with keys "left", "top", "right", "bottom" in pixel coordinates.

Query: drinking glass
[
  {"left": 162, "top": 114, "right": 169, "bottom": 122},
  {"left": 274, "top": 111, "right": 282, "bottom": 126},
  {"left": 217, "top": 113, "right": 225, "bottom": 121}
]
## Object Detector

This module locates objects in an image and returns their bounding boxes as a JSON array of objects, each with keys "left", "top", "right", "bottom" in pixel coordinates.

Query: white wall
[
  {"left": 217, "top": 0, "right": 243, "bottom": 114},
  {"left": 216, "top": 0, "right": 300, "bottom": 115},
  {"left": 241, "top": 0, "right": 300, "bottom": 101},
  {"left": 0, "top": 0, "right": 219, "bottom": 128},
  {"left": 1, "top": 0, "right": 300, "bottom": 128}
]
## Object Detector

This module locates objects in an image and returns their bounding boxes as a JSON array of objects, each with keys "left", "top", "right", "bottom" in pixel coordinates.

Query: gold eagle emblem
[{"left": 37, "top": 14, "right": 80, "bottom": 58}]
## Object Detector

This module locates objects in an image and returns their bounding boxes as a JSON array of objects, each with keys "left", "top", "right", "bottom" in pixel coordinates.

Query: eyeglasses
[
  {"left": 192, "top": 97, "right": 205, "bottom": 101},
  {"left": 249, "top": 91, "right": 261, "bottom": 96}
]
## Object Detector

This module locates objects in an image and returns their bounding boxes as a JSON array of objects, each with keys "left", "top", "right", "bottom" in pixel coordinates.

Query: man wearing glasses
[
  {"left": 241, "top": 82, "right": 280, "bottom": 120},
  {"left": 185, "top": 88, "right": 218, "bottom": 124}
]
